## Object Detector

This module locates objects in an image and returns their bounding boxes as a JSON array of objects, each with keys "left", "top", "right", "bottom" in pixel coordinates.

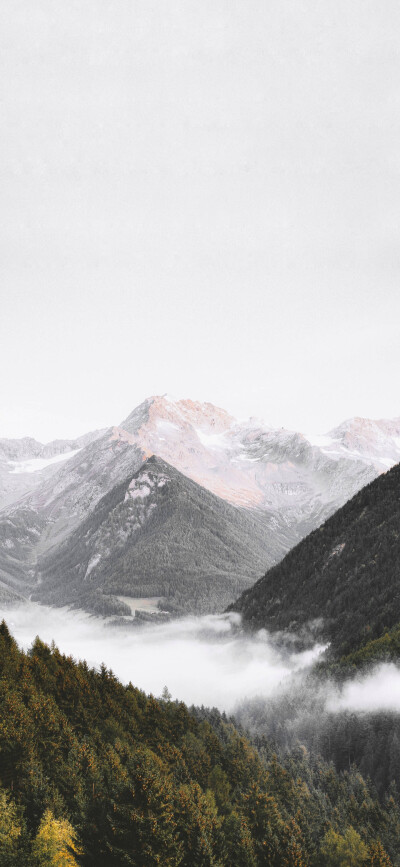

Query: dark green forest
[
  {"left": 236, "top": 637, "right": 400, "bottom": 803},
  {"left": 229, "top": 462, "right": 400, "bottom": 656},
  {"left": 1, "top": 619, "right": 399, "bottom": 866},
  {"left": 228, "top": 461, "right": 400, "bottom": 836}
]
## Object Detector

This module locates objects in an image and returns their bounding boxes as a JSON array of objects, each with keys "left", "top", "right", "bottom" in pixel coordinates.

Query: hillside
[
  {"left": 229, "top": 461, "right": 400, "bottom": 655},
  {"left": 0, "top": 621, "right": 398, "bottom": 866},
  {"left": 33, "top": 456, "right": 282, "bottom": 615}
]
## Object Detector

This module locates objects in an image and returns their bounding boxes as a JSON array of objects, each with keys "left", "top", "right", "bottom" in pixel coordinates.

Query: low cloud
[
  {"left": 1, "top": 603, "right": 325, "bottom": 712},
  {"left": 326, "top": 663, "right": 400, "bottom": 714},
  {"left": 4, "top": 603, "right": 399, "bottom": 719}
]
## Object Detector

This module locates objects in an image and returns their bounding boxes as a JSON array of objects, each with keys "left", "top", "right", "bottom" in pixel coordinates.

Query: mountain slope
[
  {"left": 33, "top": 456, "right": 283, "bottom": 615},
  {"left": 229, "top": 461, "right": 400, "bottom": 655},
  {"left": 0, "top": 429, "right": 105, "bottom": 511},
  {"left": 0, "top": 428, "right": 147, "bottom": 606}
]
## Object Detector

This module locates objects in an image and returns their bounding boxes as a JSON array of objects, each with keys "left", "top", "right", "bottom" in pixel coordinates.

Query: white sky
[{"left": 1, "top": 1, "right": 400, "bottom": 442}]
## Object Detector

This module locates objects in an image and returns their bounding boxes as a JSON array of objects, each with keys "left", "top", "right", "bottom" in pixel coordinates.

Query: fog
[
  {"left": 3, "top": 603, "right": 400, "bottom": 720},
  {"left": 1, "top": 602, "right": 325, "bottom": 712},
  {"left": 326, "top": 663, "right": 400, "bottom": 714},
  {"left": 234, "top": 659, "right": 400, "bottom": 759}
]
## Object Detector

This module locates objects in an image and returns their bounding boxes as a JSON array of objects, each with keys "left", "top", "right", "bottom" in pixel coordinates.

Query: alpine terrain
[{"left": 1, "top": 395, "right": 400, "bottom": 616}]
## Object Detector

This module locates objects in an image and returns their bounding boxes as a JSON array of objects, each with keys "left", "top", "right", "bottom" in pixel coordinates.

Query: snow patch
[
  {"left": 156, "top": 420, "right": 180, "bottom": 433},
  {"left": 379, "top": 457, "right": 396, "bottom": 468},
  {"left": 8, "top": 449, "right": 81, "bottom": 475},
  {"left": 234, "top": 454, "right": 260, "bottom": 463},
  {"left": 126, "top": 484, "right": 151, "bottom": 501},
  {"left": 85, "top": 554, "right": 101, "bottom": 578},
  {"left": 305, "top": 434, "right": 334, "bottom": 449},
  {"left": 195, "top": 429, "right": 230, "bottom": 450}
]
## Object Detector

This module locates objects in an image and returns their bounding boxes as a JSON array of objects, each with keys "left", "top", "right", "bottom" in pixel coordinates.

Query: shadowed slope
[{"left": 229, "top": 462, "right": 400, "bottom": 655}]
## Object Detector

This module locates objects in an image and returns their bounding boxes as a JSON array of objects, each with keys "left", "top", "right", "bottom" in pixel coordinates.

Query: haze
[{"left": 1, "top": 1, "right": 400, "bottom": 441}]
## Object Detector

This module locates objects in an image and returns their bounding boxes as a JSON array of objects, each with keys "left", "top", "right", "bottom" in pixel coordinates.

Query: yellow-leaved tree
[
  {"left": 320, "top": 826, "right": 368, "bottom": 867},
  {"left": 31, "top": 809, "right": 82, "bottom": 867}
]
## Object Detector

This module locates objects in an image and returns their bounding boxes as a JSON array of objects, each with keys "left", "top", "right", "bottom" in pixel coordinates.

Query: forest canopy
[{"left": 0, "top": 620, "right": 399, "bottom": 866}]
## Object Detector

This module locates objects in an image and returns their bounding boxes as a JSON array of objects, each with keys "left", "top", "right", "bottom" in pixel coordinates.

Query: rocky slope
[{"left": 0, "top": 429, "right": 105, "bottom": 511}]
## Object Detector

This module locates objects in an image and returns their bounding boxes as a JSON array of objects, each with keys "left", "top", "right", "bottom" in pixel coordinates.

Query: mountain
[
  {"left": 1, "top": 395, "right": 400, "bottom": 616},
  {"left": 119, "top": 396, "right": 400, "bottom": 514},
  {"left": 0, "top": 429, "right": 105, "bottom": 511},
  {"left": 32, "top": 456, "right": 282, "bottom": 615},
  {"left": 229, "top": 460, "right": 400, "bottom": 656}
]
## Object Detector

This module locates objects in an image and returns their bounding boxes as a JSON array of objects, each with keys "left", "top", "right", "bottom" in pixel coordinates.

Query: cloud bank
[
  {"left": 326, "top": 663, "right": 400, "bottom": 714},
  {"left": 1, "top": 603, "right": 324, "bottom": 712},
  {"left": 3, "top": 603, "right": 400, "bottom": 718}
]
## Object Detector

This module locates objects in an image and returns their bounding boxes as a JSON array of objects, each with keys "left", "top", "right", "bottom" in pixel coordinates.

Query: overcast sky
[{"left": 1, "top": 1, "right": 399, "bottom": 441}]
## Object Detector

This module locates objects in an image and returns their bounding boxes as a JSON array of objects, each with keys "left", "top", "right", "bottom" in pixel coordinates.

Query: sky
[{"left": 1, "top": 1, "right": 400, "bottom": 442}]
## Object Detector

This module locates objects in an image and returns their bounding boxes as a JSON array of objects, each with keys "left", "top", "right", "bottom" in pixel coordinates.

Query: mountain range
[
  {"left": 2, "top": 399, "right": 400, "bottom": 865},
  {"left": 1, "top": 394, "right": 400, "bottom": 616}
]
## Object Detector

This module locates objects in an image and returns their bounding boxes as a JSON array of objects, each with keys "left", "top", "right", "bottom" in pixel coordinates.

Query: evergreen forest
[{"left": 1, "top": 620, "right": 400, "bottom": 866}]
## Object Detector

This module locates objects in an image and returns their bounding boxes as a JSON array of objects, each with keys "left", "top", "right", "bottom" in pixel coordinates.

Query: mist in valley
[
  {"left": 1, "top": 602, "right": 327, "bottom": 712},
  {"left": 2, "top": 601, "right": 400, "bottom": 717},
  {"left": 3, "top": 600, "right": 400, "bottom": 800}
]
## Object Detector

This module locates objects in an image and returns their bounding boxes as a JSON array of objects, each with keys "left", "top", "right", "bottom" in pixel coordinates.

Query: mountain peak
[{"left": 120, "top": 395, "right": 236, "bottom": 437}]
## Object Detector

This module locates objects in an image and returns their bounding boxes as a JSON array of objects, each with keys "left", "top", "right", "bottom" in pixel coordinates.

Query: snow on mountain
[
  {"left": 0, "top": 431, "right": 104, "bottom": 511},
  {"left": 8, "top": 449, "right": 82, "bottom": 475},
  {"left": 325, "top": 416, "right": 400, "bottom": 466},
  {"left": 118, "top": 396, "right": 397, "bottom": 519}
]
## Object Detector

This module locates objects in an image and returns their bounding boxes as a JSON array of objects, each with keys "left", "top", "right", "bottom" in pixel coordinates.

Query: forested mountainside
[
  {"left": 229, "top": 461, "right": 400, "bottom": 656},
  {"left": 235, "top": 616, "right": 400, "bottom": 809},
  {"left": 0, "top": 621, "right": 399, "bottom": 867},
  {"left": 32, "top": 456, "right": 281, "bottom": 616}
]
